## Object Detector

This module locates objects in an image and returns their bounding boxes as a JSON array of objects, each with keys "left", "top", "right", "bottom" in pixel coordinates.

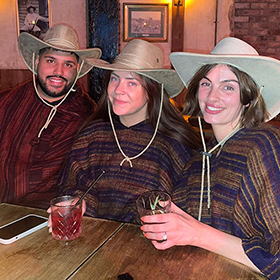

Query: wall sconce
[{"left": 174, "top": 0, "right": 183, "bottom": 6}]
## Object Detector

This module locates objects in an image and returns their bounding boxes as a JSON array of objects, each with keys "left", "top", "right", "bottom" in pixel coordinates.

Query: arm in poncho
[
  {"left": 57, "top": 134, "right": 99, "bottom": 217},
  {"left": 233, "top": 132, "right": 280, "bottom": 279}
]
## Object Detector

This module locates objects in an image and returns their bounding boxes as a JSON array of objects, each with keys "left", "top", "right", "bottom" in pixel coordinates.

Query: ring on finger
[{"left": 163, "top": 231, "right": 167, "bottom": 241}]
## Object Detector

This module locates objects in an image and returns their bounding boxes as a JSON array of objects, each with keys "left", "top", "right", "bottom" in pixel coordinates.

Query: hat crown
[
  {"left": 210, "top": 37, "right": 259, "bottom": 56},
  {"left": 114, "top": 39, "right": 163, "bottom": 70},
  {"left": 17, "top": 24, "right": 102, "bottom": 78},
  {"left": 170, "top": 36, "right": 280, "bottom": 120},
  {"left": 43, "top": 25, "right": 79, "bottom": 50},
  {"left": 86, "top": 39, "right": 184, "bottom": 97}
]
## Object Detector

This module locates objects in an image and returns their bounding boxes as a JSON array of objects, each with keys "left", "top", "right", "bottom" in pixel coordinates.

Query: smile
[
  {"left": 206, "top": 105, "right": 223, "bottom": 112},
  {"left": 47, "top": 78, "right": 67, "bottom": 89},
  {"left": 47, "top": 75, "right": 68, "bottom": 84},
  {"left": 49, "top": 77, "right": 65, "bottom": 83}
]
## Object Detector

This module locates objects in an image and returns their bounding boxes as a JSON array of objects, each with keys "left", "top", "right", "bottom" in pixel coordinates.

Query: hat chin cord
[
  {"left": 108, "top": 84, "right": 164, "bottom": 171},
  {"left": 198, "top": 117, "right": 242, "bottom": 221},
  {"left": 31, "top": 52, "right": 84, "bottom": 139}
]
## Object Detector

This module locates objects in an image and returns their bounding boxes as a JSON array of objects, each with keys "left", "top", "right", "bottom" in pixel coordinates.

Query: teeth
[
  {"left": 50, "top": 78, "right": 63, "bottom": 83},
  {"left": 207, "top": 106, "right": 222, "bottom": 111}
]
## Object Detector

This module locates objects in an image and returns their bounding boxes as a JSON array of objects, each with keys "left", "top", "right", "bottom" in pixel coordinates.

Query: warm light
[
  {"left": 32, "top": 20, "right": 36, "bottom": 25},
  {"left": 185, "top": 0, "right": 193, "bottom": 5}
]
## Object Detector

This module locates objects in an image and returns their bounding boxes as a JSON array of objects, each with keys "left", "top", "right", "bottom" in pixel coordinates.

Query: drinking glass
[
  {"left": 50, "top": 195, "right": 83, "bottom": 241},
  {"left": 136, "top": 191, "right": 171, "bottom": 219}
]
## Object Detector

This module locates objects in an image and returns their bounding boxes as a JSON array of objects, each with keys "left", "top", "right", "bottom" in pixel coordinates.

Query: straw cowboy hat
[
  {"left": 170, "top": 37, "right": 280, "bottom": 120},
  {"left": 87, "top": 39, "right": 184, "bottom": 98},
  {"left": 18, "top": 24, "right": 102, "bottom": 78}
]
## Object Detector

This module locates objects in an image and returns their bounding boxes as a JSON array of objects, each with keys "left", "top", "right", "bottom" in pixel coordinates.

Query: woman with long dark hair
[
  {"left": 57, "top": 39, "right": 200, "bottom": 224},
  {"left": 140, "top": 37, "right": 280, "bottom": 279}
]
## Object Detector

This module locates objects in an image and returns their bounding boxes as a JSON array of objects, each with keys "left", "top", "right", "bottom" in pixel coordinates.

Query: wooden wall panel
[
  {"left": 172, "top": 1, "right": 185, "bottom": 52},
  {"left": 0, "top": 70, "right": 32, "bottom": 91}
]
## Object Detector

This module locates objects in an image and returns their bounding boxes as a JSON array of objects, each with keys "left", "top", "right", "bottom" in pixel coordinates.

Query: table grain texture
[
  {"left": 70, "top": 223, "right": 267, "bottom": 280},
  {"left": 0, "top": 203, "right": 122, "bottom": 280}
]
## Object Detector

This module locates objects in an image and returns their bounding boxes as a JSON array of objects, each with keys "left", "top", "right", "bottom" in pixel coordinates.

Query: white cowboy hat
[
  {"left": 170, "top": 37, "right": 280, "bottom": 120},
  {"left": 18, "top": 24, "right": 102, "bottom": 78},
  {"left": 87, "top": 39, "right": 184, "bottom": 97}
]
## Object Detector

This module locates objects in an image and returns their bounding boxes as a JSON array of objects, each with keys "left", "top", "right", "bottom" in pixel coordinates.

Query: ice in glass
[{"left": 50, "top": 195, "right": 82, "bottom": 241}]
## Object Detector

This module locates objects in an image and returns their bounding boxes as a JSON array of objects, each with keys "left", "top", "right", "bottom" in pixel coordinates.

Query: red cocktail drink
[{"left": 50, "top": 196, "right": 82, "bottom": 241}]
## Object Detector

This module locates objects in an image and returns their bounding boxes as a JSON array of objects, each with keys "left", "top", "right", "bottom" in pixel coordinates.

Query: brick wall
[{"left": 234, "top": 0, "right": 280, "bottom": 60}]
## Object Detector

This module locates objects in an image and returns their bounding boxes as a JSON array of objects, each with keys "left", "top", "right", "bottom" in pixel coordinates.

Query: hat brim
[
  {"left": 27, "top": 6, "right": 36, "bottom": 12},
  {"left": 87, "top": 58, "right": 184, "bottom": 98},
  {"left": 170, "top": 52, "right": 280, "bottom": 120},
  {"left": 18, "top": 32, "right": 101, "bottom": 78}
]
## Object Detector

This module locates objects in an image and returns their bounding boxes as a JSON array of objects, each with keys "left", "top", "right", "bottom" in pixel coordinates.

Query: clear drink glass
[
  {"left": 50, "top": 195, "right": 83, "bottom": 241},
  {"left": 136, "top": 191, "right": 171, "bottom": 218}
]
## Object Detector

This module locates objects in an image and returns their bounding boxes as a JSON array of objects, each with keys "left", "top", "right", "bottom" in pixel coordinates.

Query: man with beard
[{"left": 0, "top": 24, "right": 101, "bottom": 209}]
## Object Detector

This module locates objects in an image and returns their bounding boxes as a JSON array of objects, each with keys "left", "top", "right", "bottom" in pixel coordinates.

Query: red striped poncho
[{"left": 0, "top": 81, "right": 96, "bottom": 209}]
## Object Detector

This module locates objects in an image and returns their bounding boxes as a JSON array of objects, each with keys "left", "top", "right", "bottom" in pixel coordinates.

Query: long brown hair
[
  {"left": 88, "top": 71, "right": 201, "bottom": 150},
  {"left": 183, "top": 64, "right": 268, "bottom": 129}
]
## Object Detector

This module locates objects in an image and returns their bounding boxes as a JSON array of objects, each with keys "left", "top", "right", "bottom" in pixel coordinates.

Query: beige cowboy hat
[
  {"left": 170, "top": 37, "right": 280, "bottom": 120},
  {"left": 87, "top": 39, "right": 184, "bottom": 98},
  {"left": 18, "top": 24, "right": 102, "bottom": 78}
]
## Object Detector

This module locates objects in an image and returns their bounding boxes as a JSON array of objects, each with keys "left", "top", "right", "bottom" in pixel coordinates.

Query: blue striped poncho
[
  {"left": 58, "top": 118, "right": 194, "bottom": 224},
  {"left": 173, "top": 123, "right": 280, "bottom": 279}
]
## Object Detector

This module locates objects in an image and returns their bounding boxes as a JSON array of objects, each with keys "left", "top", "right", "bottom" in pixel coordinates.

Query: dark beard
[{"left": 37, "top": 75, "right": 74, "bottom": 98}]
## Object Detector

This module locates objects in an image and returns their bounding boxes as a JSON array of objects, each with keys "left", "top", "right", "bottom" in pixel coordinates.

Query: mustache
[{"left": 47, "top": 75, "right": 68, "bottom": 82}]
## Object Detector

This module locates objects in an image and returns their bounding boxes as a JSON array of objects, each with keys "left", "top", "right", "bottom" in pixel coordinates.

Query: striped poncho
[
  {"left": 173, "top": 123, "right": 280, "bottom": 279},
  {"left": 0, "top": 81, "right": 95, "bottom": 209},
  {"left": 58, "top": 118, "right": 194, "bottom": 224}
]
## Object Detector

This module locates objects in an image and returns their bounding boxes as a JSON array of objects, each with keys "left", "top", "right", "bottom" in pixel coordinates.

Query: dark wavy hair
[
  {"left": 87, "top": 71, "right": 201, "bottom": 150},
  {"left": 183, "top": 64, "right": 268, "bottom": 129}
]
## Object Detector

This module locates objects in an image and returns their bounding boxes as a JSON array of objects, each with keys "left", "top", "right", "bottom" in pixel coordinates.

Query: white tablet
[{"left": 0, "top": 214, "right": 48, "bottom": 245}]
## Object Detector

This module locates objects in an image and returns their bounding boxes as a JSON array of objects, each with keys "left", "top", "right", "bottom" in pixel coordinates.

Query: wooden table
[
  {"left": 69, "top": 224, "right": 267, "bottom": 280},
  {"left": 0, "top": 203, "right": 122, "bottom": 279},
  {"left": 0, "top": 204, "right": 267, "bottom": 280}
]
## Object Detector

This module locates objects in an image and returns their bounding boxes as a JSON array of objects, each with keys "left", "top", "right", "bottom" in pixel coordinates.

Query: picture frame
[
  {"left": 17, "top": 0, "right": 51, "bottom": 39},
  {"left": 123, "top": 3, "right": 168, "bottom": 42}
]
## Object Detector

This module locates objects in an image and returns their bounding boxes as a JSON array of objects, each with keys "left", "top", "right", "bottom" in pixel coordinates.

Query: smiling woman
[
  {"left": 107, "top": 71, "right": 148, "bottom": 127},
  {"left": 139, "top": 37, "right": 280, "bottom": 280},
  {"left": 197, "top": 64, "right": 244, "bottom": 141},
  {"left": 57, "top": 39, "right": 201, "bottom": 224}
]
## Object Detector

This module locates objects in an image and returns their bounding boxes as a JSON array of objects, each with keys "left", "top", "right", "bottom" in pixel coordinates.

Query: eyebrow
[
  {"left": 202, "top": 76, "right": 239, "bottom": 84},
  {"left": 222, "top": 79, "right": 239, "bottom": 84},
  {"left": 111, "top": 72, "right": 139, "bottom": 81},
  {"left": 43, "top": 55, "right": 77, "bottom": 65}
]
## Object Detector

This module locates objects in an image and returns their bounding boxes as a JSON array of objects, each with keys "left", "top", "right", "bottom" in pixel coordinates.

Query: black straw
[{"left": 72, "top": 170, "right": 105, "bottom": 208}]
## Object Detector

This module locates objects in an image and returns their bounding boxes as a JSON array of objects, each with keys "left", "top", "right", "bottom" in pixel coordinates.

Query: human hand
[
  {"left": 47, "top": 199, "right": 86, "bottom": 233},
  {"left": 140, "top": 202, "right": 203, "bottom": 250}
]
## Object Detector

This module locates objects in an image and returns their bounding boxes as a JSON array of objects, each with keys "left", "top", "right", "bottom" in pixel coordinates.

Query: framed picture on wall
[
  {"left": 123, "top": 4, "right": 168, "bottom": 42},
  {"left": 16, "top": 0, "right": 51, "bottom": 39}
]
